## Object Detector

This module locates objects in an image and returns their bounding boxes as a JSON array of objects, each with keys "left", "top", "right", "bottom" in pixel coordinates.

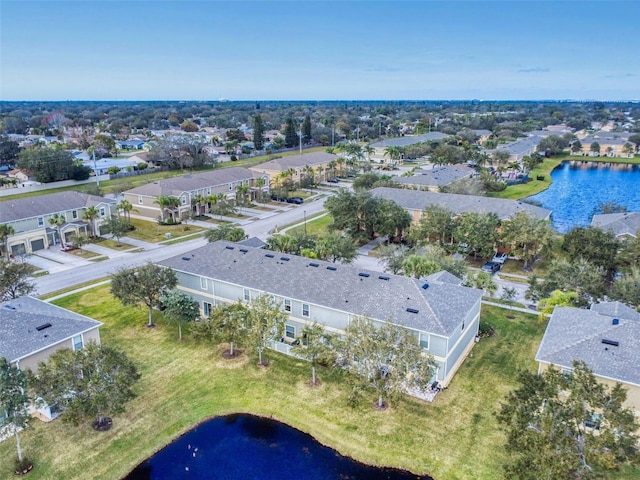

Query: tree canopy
[
  {"left": 32, "top": 343, "right": 140, "bottom": 429},
  {"left": 111, "top": 263, "right": 178, "bottom": 327},
  {"left": 0, "top": 259, "right": 36, "bottom": 301},
  {"left": 497, "top": 361, "right": 639, "bottom": 479}
]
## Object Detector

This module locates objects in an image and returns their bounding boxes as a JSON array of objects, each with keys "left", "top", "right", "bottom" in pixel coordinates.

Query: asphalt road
[{"left": 34, "top": 196, "right": 329, "bottom": 296}]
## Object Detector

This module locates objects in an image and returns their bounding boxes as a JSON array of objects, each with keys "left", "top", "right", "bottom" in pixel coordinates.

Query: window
[
  {"left": 243, "top": 288, "right": 250, "bottom": 302},
  {"left": 203, "top": 302, "right": 212, "bottom": 317},
  {"left": 302, "top": 303, "right": 309, "bottom": 317},
  {"left": 228, "top": 183, "right": 233, "bottom": 191},
  {"left": 285, "top": 325, "right": 295, "bottom": 339},
  {"left": 72, "top": 210, "right": 78, "bottom": 219},
  {"left": 38, "top": 217, "right": 44, "bottom": 226},
  {"left": 181, "top": 195, "right": 187, "bottom": 205},
  {"left": 419, "top": 333, "right": 429, "bottom": 350},
  {"left": 138, "top": 196, "right": 143, "bottom": 204},
  {"left": 200, "top": 277, "right": 207, "bottom": 290},
  {"left": 207, "top": 187, "right": 211, "bottom": 195},
  {"left": 561, "top": 368, "right": 573, "bottom": 378},
  {"left": 72, "top": 334, "right": 83, "bottom": 351},
  {"left": 99, "top": 207, "right": 105, "bottom": 217},
  {"left": 283, "top": 299, "right": 291, "bottom": 312}
]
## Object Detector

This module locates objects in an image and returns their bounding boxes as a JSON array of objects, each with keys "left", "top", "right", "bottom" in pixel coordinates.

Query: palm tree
[
  {"left": 48, "top": 213, "right": 66, "bottom": 248},
  {"left": 254, "top": 177, "right": 266, "bottom": 202},
  {"left": 622, "top": 143, "right": 635, "bottom": 157},
  {"left": 82, "top": 206, "right": 99, "bottom": 237},
  {"left": 0, "top": 223, "right": 15, "bottom": 259},
  {"left": 235, "top": 184, "right": 250, "bottom": 206},
  {"left": 191, "top": 194, "right": 205, "bottom": 216},
  {"left": 383, "top": 146, "right": 401, "bottom": 166},
  {"left": 117, "top": 199, "right": 136, "bottom": 225},
  {"left": 154, "top": 196, "right": 180, "bottom": 222}
]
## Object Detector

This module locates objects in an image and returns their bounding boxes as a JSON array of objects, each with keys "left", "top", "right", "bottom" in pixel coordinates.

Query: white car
[{"left": 492, "top": 252, "right": 507, "bottom": 264}]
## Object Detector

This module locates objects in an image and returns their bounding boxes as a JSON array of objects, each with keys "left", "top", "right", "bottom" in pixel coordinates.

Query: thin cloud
[
  {"left": 603, "top": 73, "right": 637, "bottom": 78},
  {"left": 517, "top": 67, "right": 550, "bottom": 73}
]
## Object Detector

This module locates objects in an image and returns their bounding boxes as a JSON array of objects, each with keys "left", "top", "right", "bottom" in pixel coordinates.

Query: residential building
[
  {"left": 249, "top": 152, "right": 337, "bottom": 184},
  {"left": 591, "top": 212, "right": 640, "bottom": 239},
  {"left": 122, "top": 167, "right": 269, "bottom": 221},
  {"left": 157, "top": 241, "right": 484, "bottom": 388},
  {"left": 393, "top": 165, "right": 475, "bottom": 192},
  {"left": 0, "top": 191, "right": 117, "bottom": 256},
  {"left": 493, "top": 136, "right": 543, "bottom": 163},
  {"left": 576, "top": 132, "right": 636, "bottom": 157},
  {"left": 370, "top": 186, "right": 552, "bottom": 222},
  {"left": 0, "top": 296, "right": 102, "bottom": 422},
  {"left": 369, "top": 133, "right": 451, "bottom": 164},
  {"left": 535, "top": 302, "right": 640, "bottom": 414}
]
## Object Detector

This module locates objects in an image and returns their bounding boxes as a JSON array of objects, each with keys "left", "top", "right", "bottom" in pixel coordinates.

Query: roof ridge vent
[
  {"left": 378, "top": 275, "right": 390, "bottom": 281},
  {"left": 612, "top": 318, "right": 619, "bottom": 325},
  {"left": 406, "top": 308, "right": 419, "bottom": 314},
  {"left": 602, "top": 339, "right": 619, "bottom": 347},
  {"left": 36, "top": 323, "right": 52, "bottom": 331},
  {"left": 358, "top": 272, "right": 370, "bottom": 277},
  {"left": 327, "top": 265, "right": 337, "bottom": 271}
]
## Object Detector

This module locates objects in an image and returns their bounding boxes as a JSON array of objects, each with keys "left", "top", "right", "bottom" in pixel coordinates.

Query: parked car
[
  {"left": 270, "top": 195, "right": 287, "bottom": 202},
  {"left": 287, "top": 197, "right": 304, "bottom": 204},
  {"left": 327, "top": 178, "right": 340, "bottom": 183},
  {"left": 481, "top": 261, "right": 501, "bottom": 274},
  {"left": 492, "top": 252, "right": 507, "bottom": 264}
]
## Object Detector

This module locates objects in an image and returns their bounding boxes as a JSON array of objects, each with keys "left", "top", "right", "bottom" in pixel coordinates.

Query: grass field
[
  {"left": 287, "top": 213, "right": 334, "bottom": 236},
  {"left": 124, "top": 218, "right": 206, "bottom": 243},
  {"left": 489, "top": 157, "right": 563, "bottom": 200},
  {"left": 1, "top": 285, "right": 550, "bottom": 480}
]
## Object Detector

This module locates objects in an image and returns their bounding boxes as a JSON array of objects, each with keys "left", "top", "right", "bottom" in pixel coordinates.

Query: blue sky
[{"left": 1, "top": 1, "right": 639, "bottom": 101}]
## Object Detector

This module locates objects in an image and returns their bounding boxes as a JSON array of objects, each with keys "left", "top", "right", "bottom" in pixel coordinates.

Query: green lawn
[
  {"left": 124, "top": 218, "right": 205, "bottom": 243},
  {"left": 92, "top": 238, "right": 135, "bottom": 250},
  {"left": 287, "top": 213, "right": 334, "bottom": 236},
  {"left": 65, "top": 248, "right": 102, "bottom": 259},
  {"left": 489, "top": 157, "right": 563, "bottom": 200},
  {"left": 0, "top": 285, "right": 553, "bottom": 480}
]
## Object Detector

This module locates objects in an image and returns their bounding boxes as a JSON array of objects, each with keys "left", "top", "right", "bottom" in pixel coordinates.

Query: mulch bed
[
  {"left": 372, "top": 400, "right": 389, "bottom": 411},
  {"left": 92, "top": 417, "right": 113, "bottom": 432},
  {"left": 222, "top": 349, "right": 244, "bottom": 359}
]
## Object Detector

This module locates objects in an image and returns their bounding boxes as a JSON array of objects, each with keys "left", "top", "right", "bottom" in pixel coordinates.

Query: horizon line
[{"left": 1, "top": 98, "right": 639, "bottom": 103}]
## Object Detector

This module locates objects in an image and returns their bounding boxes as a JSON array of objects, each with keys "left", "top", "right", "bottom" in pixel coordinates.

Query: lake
[
  {"left": 124, "top": 413, "right": 432, "bottom": 480},
  {"left": 528, "top": 161, "right": 640, "bottom": 233}
]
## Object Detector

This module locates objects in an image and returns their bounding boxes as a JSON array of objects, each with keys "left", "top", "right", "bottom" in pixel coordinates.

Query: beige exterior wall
[
  {"left": 15, "top": 328, "right": 101, "bottom": 374},
  {"left": 577, "top": 142, "right": 634, "bottom": 157},
  {"left": 538, "top": 361, "right": 640, "bottom": 415}
]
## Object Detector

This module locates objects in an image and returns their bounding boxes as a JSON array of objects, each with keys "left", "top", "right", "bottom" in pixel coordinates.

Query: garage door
[{"left": 31, "top": 239, "right": 45, "bottom": 251}]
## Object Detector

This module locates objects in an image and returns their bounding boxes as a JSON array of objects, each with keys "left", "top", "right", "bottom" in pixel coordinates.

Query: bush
[{"left": 478, "top": 321, "right": 495, "bottom": 337}]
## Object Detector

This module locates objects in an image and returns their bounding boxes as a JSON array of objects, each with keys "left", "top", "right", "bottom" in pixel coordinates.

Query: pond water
[
  {"left": 124, "top": 414, "right": 432, "bottom": 480},
  {"left": 528, "top": 161, "right": 640, "bottom": 233}
]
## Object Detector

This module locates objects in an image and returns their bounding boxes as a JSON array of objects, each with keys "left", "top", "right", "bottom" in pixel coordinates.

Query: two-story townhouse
[
  {"left": 0, "top": 296, "right": 102, "bottom": 423},
  {"left": 368, "top": 133, "right": 451, "bottom": 165},
  {"left": 577, "top": 132, "right": 636, "bottom": 157},
  {"left": 370, "top": 187, "right": 551, "bottom": 223},
  {"left": 122, "top": 167, "right": 269, "bottom": 221},
  {"left": 392, "top": 165, "right": 475, "bottom": 192},
  {"left": 158, "top": 241, "right": 484, "bottom": 388},
  {"left": 0, "top": 191, "right": 117, "bottom": 256},
  {"left": 249, "top": 152, "right": 337, "bottom": 185},
  {"left": 535, "top": 301, "right": 640, "bottom": 415}
]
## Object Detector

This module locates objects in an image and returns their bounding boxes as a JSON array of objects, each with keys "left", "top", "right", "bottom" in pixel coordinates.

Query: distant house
[
  {"left": 158, "top": 241, "right": 484, "bottom": 388},
  {"left": 393, "top": 165, "right": 475, "bottom": 192},
  {"left": 0, "top": 191, "right": 117, "bottom": 256},
  {"left": 591, "top": 212, "right": 640, "bottom": 239},
  {"left": 576, "top": 132, "right": 636, "bottom": 157},
  {"left": 369, "top": 132, "right": 451, "bottom": 164},
  {"left": 6, "top": 168, "right": 32, "bottom": 184},
  {"left": 122, "top": 167, "right": 269, "bottom": 221},
  {"left": 83, "top": 157, "right": 142, "bottom": 176},
  {"left": 116, "top": 140, "right": 145, "bottom": 150},
  {"left": 535, "top": 302, "right": 640, "bottom": 414},
  {"left": 370, "top": 186, "right": 552, "bottom": 222},
  {"left": 249, "top": 152, "right": 337, "bottom": 184},
  {"left": 471, "top": 130, "right": 492, "bottom": 145},
  {"left": 0, "top": 296, "right": 102, "bottom": 422}
]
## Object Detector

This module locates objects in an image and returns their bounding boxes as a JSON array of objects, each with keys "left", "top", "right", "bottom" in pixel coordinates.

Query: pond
[
  {"left": 528, "top": 161, "right": 640, "bottom": 233},
  {"left": 124, "top": 414, "right": 433, "bottom": 480}
]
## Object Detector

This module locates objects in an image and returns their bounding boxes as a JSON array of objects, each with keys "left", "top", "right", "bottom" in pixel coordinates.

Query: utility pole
[
  {"left": 304, "top": 210, "right": 307, "bottom": 235},
  {"left": 93, "top": 150, "right": 100, "bottom": 187}
]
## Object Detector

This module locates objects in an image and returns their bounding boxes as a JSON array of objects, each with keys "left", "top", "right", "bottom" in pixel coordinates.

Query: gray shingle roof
[
  {"left": 123, "top": 167, "right": 263, "bottom": 197},
  {"left": 370, "top": 133, "right": 451, "bottom": 148},
  {"left": 394, "top": 165, "right": 474, "bottom": 188},
  {"left": 0, "top": 191, "right": 117, "bottom": 224},
  {"left": 250, "top": 152, "right": 338, "bottom": 172},
  {"left": 535, "top": 305, "right": 640, "bottom": 386},
  {"left": 0, "top": 296, "right": 102, "bottom": 363},
  {"left": 590, "top": 301, "right": 640, "bottom": 321},
  {"left": 370, "top": 186, "right": 552, "bottom": 221},
  {"left": 496, "top": 136, "right": 542, "bottom": 156},
  {"left": 158, "top": 241, "right": 483, "bottom": 337},
  {"left": 591, "top": 212, "right": 640, "bottom": 238}
]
